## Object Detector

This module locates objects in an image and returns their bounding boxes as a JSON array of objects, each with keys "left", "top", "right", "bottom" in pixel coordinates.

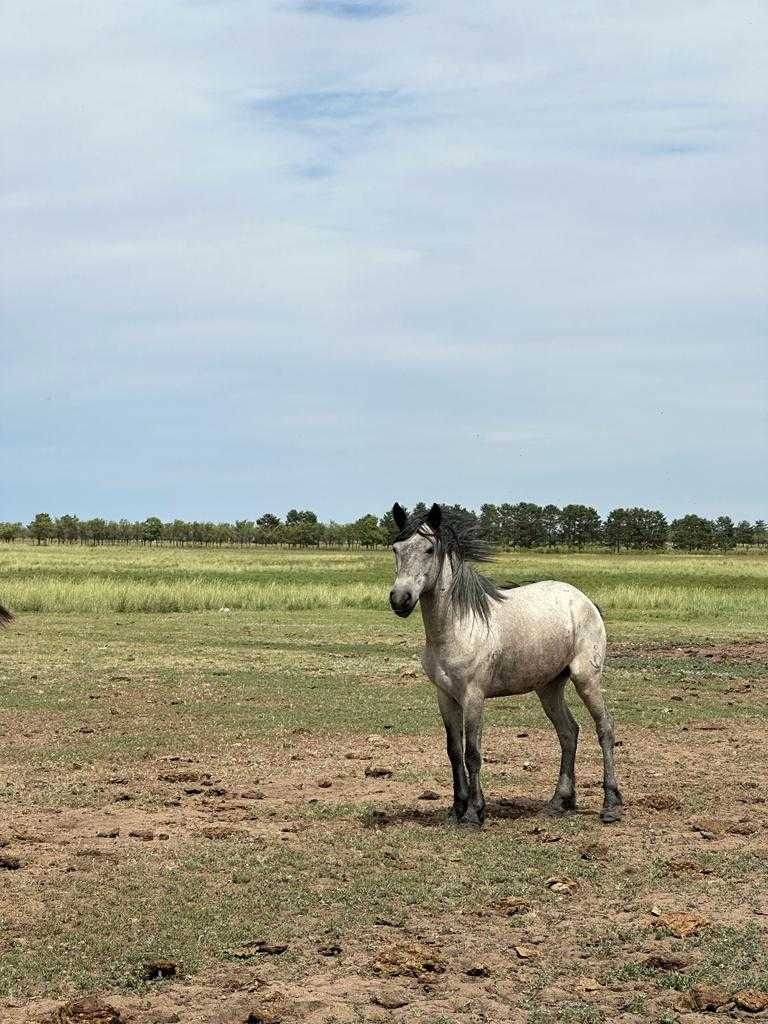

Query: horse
[{"left": 388, "top": 502, "right": 623, "bottom": 827}]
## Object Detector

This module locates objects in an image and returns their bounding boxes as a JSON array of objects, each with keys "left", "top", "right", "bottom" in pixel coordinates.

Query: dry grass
[{"left": 1, "top": 545, "right": 767, "bottom": 629}]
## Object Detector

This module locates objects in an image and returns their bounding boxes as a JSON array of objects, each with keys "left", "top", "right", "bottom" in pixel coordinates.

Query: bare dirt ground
[{"left": 1, "top": 634, "right": 767, "bottom": 1024}]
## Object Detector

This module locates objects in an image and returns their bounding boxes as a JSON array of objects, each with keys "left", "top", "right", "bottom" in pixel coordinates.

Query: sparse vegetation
[{"left": 0, "top": 546, "right": 765, "bottom": 1022}]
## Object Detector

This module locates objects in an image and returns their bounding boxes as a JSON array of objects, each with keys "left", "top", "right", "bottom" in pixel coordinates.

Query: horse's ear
[
  {"left": 426, "top": 503, "right": 442, "bottom": 530},
  {"left": 392, "top": 503, "right": 408, "bottom": 530}
]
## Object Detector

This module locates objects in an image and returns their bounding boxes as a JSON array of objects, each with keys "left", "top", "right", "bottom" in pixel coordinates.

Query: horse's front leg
[
  {"left": 436, "top": 689, "right": 469, "bottom": 822},
  {"left": 461, "top": 689, "right": 486, "bottom": 826}
]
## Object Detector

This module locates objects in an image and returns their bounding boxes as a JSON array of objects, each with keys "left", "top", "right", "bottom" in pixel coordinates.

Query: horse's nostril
[{"left": 404, "top": 590, "right": 412, "bottom": 604}]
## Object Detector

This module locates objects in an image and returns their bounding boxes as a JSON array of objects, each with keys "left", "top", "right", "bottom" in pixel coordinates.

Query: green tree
[
  {"left": 286, "top": 509, "right": 318, "bottom": 526},
  {"left": 734, "top": 520, "right": 754, "bottom": 546},
  {"left": 560, "top": 505, "right": 601, "bottom": 549},
  {"left": 234, "top": 520, "right": 255, "bottom": 545},
  {"left": 478, "top": 503, "right": 501, "bottom": 544},
  {"left": 670, "top": 515, "right": 713, "bottom": 552},
  {"left": 257, "top": 513, "right": 281, "bottom": 531},
  {"left": 509, "top": 503, "right": 544, "bottom": 547},
  {"left": 604, "top": 508, "right": 667, "bottom": 551},
  {"left": 55, "top": 514, "right": 80, "bottom": 543},
  {"left": 712, "top": 516, "right": 736, "bottom": 552},
  {"left": 142, "top": 517, "right": 163, "bottom": 545},
  {"left": 351, "top": 514, "right": 384, "bottom": 547},
  {"left": 168, "top": 519, "right": 189, "bottom": 546},
  {"left": 541, "top": 505, "right": 561, "bottom": 547},
  {"left": 28, "top": 512, "right": 54, "bottom": 544},
  {"left": 0, "top": 522, "right": 22, "bottom": 542},
  {"left": 379, "top": 510, "right": 397, "bottom": 542}
]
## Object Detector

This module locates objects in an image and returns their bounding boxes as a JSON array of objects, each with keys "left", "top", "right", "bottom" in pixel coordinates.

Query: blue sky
[{"left": 2, "top": 1, "right": 766, "bottom": 523}]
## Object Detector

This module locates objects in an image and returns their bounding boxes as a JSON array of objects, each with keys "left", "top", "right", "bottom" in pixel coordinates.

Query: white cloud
[{"left": 1, "top": 0, "right": 766, "bottom": 519}]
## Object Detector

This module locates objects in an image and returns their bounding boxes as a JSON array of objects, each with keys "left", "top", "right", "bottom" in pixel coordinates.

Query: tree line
[{"left": 1, "top": 504, "right": 766, "bottom": 552}]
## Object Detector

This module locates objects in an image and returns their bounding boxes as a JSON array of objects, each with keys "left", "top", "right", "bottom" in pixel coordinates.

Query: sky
[{"left": 2, "top": 1, "right": 767, "bottom": 524}]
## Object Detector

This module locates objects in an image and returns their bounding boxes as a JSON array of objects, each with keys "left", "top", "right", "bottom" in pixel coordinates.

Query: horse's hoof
[
  {"left": 600, "top": 805, "right": 623, "bottom": 824},
  {"left": 457, "top": 814, "right": 484, "bottom": 829},
  {"left": 542, "top": 798, "right": 576, "bottom": 819}
]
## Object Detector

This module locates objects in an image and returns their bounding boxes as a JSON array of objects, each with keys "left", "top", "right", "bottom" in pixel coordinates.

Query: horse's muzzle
[{"left": 389, "top": 588, "right": 416, "bottom": 618}]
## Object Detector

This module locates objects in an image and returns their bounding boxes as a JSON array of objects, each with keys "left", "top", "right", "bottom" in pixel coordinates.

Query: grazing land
[{"left": 0, "top": 545, "right": 766, "bottom": 1024}]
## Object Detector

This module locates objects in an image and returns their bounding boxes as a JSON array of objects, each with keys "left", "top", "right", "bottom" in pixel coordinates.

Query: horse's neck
[{"left": 419, "top": 559, "right": 456, "bottom": 646}]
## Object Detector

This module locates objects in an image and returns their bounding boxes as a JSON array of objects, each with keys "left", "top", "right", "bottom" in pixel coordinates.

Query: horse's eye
[{"left": 426, "top": 546, "right": 434, "bottom": 555}]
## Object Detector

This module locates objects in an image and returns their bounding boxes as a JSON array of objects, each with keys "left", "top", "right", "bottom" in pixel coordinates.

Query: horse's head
[{"left": 389, "top": 502, "right": 443, "bottom": 617}]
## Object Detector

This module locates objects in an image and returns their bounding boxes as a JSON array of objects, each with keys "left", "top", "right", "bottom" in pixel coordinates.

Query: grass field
[
  {"left": 0, "top": 545, "right": 766, "bottom": 1023},
  {"left": 2, "top": 544, "right": 768, "bottom": 628}
]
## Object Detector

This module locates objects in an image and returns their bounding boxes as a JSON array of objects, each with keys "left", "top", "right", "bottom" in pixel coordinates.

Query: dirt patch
[
  {"left": 612, "top": 639, "right": 768, "bottom": 663},
  {"left": 2, "top": 699, "right": 768, "bottom": 1023}
]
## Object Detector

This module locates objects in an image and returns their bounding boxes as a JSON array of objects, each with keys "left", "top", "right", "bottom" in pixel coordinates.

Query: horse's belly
[{"left": 490, "top": 639, "right": 572, "bottom": 696}]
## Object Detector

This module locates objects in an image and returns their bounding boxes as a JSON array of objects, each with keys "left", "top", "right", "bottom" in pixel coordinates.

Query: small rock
[
  {"left": 654, "top": 912, "right": 710, "bottom": 938},
  {"left": 579, "top": 977, "right": 601, "bottom": 992},
  {"left": 691, "top": 817, "right": 727, "bottom": 838},
  {"left": 365, "top": 766, "right": 393, "bottom": 779},
  {"left": 128, "top": 830, "right": 154, "bottom": 841},
  {"left": 465, "top": 964, "right": 491, "bottom": 977},
  {"left": 54, "top": 995, "right": 124, "bottom": 1022},
  {"left": 317, "top": 943, "right": 342, "bottom": 956},
  {"left": 372, "top": 989, "right": 410, "bottom": 1010},
  {"left": 513, "top": 944, "right": 536, "bottom": 960},
  {"left": 0, "top": 855, "right": 21, "bottom": 870},
  {"left": 96, "top": 829, "right": 119, "bottom": 839},
  {"left": 418, "top": 790, "right": 440, "bottom": 801},
  {"left": 544, "top": 876, "right": 579, "bottom": 895},
  {"left": 688, "top": 983, "right": 730, "bottom": 1011},
  {"left": 500, "top": 897, "right": 531, "bottom": 917},
  {"left": 317, "top": 779, "right": 332, "bottom": 789},
  {"left": 733, "top": 989, "right": 768, "bottom": 1013}
]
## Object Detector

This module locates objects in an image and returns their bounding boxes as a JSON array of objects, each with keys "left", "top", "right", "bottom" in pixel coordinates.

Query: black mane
[{"left": 394, "top": 507, "right": 507, "bottom": 624}]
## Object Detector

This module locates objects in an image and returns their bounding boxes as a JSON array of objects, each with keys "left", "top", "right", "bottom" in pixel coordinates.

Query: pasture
[{"left": 0, "top": 545, "right": 767, "bottom": 1024}]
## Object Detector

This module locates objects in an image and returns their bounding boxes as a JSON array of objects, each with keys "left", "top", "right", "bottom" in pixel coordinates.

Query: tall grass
[
  {"left": 1, "top": 544, "right": 767, "bottom": 623},
  {"left": 2, "top": 577, "right": 383, "bottom": 613}
]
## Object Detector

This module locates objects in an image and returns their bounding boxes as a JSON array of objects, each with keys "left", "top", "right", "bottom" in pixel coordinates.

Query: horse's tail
[{"left": 0, "top": 605, "right": 14, "bottom": 628}]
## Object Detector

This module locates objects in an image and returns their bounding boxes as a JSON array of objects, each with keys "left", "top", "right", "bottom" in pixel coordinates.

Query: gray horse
[{"left": 389, "top": 502, "right": 623, "bottom": 826}]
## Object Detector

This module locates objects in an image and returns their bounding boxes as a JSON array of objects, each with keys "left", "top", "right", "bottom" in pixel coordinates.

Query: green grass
[{"left": 2, "top": 546, "right": 768, "bottom": 631}]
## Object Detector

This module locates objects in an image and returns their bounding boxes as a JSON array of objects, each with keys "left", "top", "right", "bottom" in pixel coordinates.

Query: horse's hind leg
[
  {"left": 570, "top": 658, "right": 623, "bottom": 824},
  {"left": 537, "top": 671, "right": 579, "bottom": 817}
]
